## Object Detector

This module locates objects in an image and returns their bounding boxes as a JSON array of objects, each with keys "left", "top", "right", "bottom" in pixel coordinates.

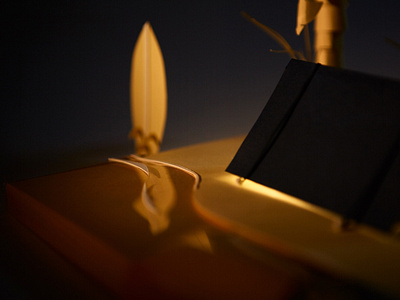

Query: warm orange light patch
[{"left": 215, "top": 173, "right": 340, "bottom": 221}]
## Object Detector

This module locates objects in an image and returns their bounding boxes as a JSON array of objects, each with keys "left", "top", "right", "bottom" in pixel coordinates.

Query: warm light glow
[
  {"left": 180, "top": 229, "right": 213, "bottom": 253},
  {"left": 130, "top": 22, "right": 167, "bottom": 155},
  {"left": 133, "top": 165, "right": 176, "bottom": 235},
  {"left": 215, "top": 173, "right": 340, "bottom": 221}
]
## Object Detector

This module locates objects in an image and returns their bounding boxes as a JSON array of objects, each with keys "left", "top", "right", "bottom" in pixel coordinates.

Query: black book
[{"left": 227, "top": 59, "right": 400, "bottom": 232}]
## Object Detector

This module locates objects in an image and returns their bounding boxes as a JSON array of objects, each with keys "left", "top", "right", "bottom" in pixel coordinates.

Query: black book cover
[{"left": 227, "top": 59, "right": 400, "bottom": 232}]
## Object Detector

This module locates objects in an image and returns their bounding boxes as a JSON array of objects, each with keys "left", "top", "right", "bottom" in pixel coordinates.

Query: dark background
[{"left": 2, "top": 0, "right": 400, "bottom": 196}]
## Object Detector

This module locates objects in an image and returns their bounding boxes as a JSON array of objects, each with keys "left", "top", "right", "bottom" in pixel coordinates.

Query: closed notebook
[{"left": 227, "top": 59, "right": 400, "bottom": 232}]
